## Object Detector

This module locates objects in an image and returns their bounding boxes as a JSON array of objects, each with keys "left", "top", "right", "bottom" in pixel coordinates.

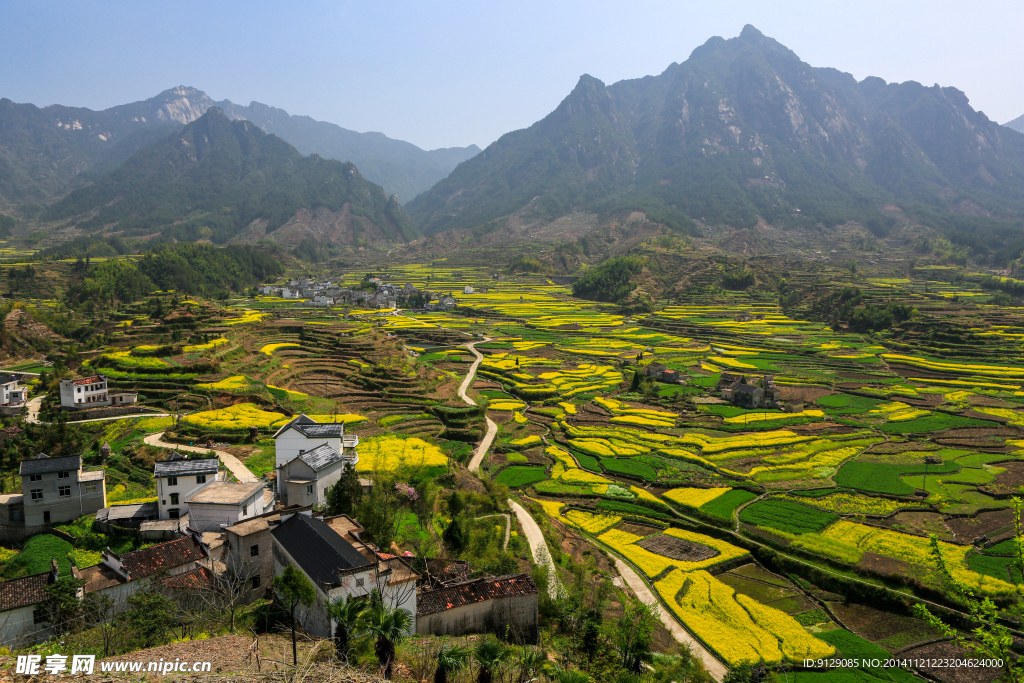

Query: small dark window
[
  {"left": 169, "top": 493, "right": 179, "bottom": 505},
  {"left": 43, "top": 511, "right": 50, "bottom": 524},
  {"left": 29, "top": 474, "right": 42, "bottom": 482},
  {"left": 306, "top": 484, "right": 313, "bottom": 495},
  {"left": 196, "top": 474, "right": 206, "bottom": 484},
  {"left": 250, "top": 544, "right": 259, "bottom": 557},
  {"left": 355, "top": 577, "right": 364, "bottom": 588},
  {"left": 168, "top": 508, "right": 180, "bottom": 519},
  {"left": 251, "top": 576, "right": 260, "bottom": 589},
  {"left": 30, "top": 489, "right": 43, "bottom": 501},
  {"left": 58, "top": 486, "right": 71, "bottom": 497},
  {"left": 57, "top": 471, "right": 69, "bottom": 479},
  {"left": 167, "top": 476, "right": 177, "bottom": 486},
  {"left": 11, "top": 510, "right": 22, "bottom": 522}
]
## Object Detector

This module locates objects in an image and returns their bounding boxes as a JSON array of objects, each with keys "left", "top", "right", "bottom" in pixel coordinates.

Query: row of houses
[
  {"left": 0, "top": 507, "right": 538, "bottom": 649},
  {"left": 258, "top": 278, "right": 460, "bottom": 312}
]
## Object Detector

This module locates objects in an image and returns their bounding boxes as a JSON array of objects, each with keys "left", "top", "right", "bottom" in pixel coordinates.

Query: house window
[
  {"left": 243, "top": 504, "right": 248, "bottom": 515},
  {"left": 77, "top": 387, "right": 82, "bottom": 393},
  {"left": 306, "top": 484, "right": 313, "bottom": 495},
  {"left": 168, "top": 508, "right": 180, "bottom": 519},
  {"left": 251, "top": 576, "right": 261, "bottom": 589},
  {"left": 58, "top": 486, "right": 71, "bottom": 498},
  {"left": 43, "top": 511, "right": 50, "bottom": 524},
  {"left": 355, "top": 578, "right": 364, "bottom": 588},
  {"left": 30, "top": 489, "right": 43, "bottom": 501},
  {"left": 85, "top": 482, "right": 98, "bottom": 494},
  {"left": 196, "top": 474, "right": 206, "bottom": 484},
  {"left": 29, "top": 474, "right": 42, "bottom": 482},
  {"left": 167, "top": 476, "right": 177, "bottom": 486},
  {"left": 250, "top": 544, "right": 259, "bottom": 557},
  {"left": 57, "top": 471, "right": 69, "bottom": 479},
  {"left": 170, "top": 493, "right": 179, "bottom": 505}
]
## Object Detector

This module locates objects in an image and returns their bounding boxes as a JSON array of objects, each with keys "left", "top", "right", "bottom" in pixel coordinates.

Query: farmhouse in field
[
  {"left": 0, "top": 374, "right": 29, "bottom": 413},
  {"left": 273, "top": 415, "right": 359, "bottom": 495},
  {"left": 0, "top": 454, "right": 107, "bottom": 539},
  {"left": 718, "top": 373, "right": 779, "bottom": 409},
  {"left": 153, "top": 453, "right": 224, "bottom": 521},
  {"left": 57, "top": 375, "right": 137, "bottom": 409}
]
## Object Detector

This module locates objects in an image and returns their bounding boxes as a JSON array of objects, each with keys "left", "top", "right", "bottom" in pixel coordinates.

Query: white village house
[
  {"left": 153, "top": 453, "right": 224, "bottom": 520},
  {"left": 58, "top": 375, "right": 137, "bottom": 409},
  {"left": 273, "top": 415, "right": 358, "bottom": 495}
]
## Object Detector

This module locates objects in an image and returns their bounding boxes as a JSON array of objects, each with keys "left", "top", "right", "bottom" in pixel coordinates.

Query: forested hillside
[{"left": 44, "top": 108, "right": 417, "bottom": 244}]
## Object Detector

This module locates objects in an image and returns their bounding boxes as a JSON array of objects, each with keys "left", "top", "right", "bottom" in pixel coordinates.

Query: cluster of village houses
[
  {"left": 0, "top": 414, "right": 538, "bottom": 649},
  {"left": 257, "top": 277, "right": 460, "bottom": 311}
]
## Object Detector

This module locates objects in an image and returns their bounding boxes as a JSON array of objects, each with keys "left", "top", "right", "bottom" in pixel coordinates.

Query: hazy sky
[{"left": 2, "top": 1, "right": 1022, "bottom": 150}]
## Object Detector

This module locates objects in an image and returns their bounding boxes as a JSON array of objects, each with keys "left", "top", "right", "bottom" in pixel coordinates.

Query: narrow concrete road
[
  {"left": 25, "top": 397, "right": 169, "bottom": 425},
  {"left": 613, "top": 558, "right": 727, "bottom": 682},
  {"left": 144, "top": 432, "right": 258, "bottom": 482},
  {"left": 509, "top": 500, "right": 562, "bottom": 599},
  {"left": 459, "top": 339, "right": 498, "bottom": 473}
]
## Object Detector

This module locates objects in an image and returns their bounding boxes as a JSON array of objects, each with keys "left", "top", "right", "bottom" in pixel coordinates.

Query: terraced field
[{"left": 68, "top": 262, "right": 1024, "bottom": 680}]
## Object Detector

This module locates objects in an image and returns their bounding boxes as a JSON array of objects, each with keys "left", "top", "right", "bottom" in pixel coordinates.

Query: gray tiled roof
[
  {"left": 273, "top": 414, "right": 344, "bottom": 439},
  {"left": 297, "top": 444, "right": 345, "bottom": 472},
  {"left": 19, "top": 454, "right": 80, "bottom": 476},
  {"left": 154, "top": 456, "right": 220, "bottom": 478},
  {"left": 271, "top": 514, "right": 371, "bottom": 589}
]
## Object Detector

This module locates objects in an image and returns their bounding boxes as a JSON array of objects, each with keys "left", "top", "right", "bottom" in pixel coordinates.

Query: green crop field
[{"left": 738, "top": 499, "right": 840, "bottom": 534}]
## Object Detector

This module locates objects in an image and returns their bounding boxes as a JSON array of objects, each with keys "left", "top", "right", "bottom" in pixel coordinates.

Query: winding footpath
[
  {"left": 144, "top": 432, "right": 258, "bottom": 483},
  {"left": 508, "top": 499, "right": 563, "bottom": 599},
  {"left": 458, "top": 339, "right": 498, "bottom": 473},
  {"left": 612, "top": 558, "right": 727, "bottom": 681}
]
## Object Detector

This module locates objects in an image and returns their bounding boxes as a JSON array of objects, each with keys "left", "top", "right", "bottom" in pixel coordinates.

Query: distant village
[
  {"left": 0, "top": 414, "right": 538, "bottom": 649},
  {"left": 257, "top": 276, "right": 467, "bottom": 311}
]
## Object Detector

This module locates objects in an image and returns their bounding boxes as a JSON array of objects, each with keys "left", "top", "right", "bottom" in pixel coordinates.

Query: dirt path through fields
[
  {"left": 459, "top": 339, "right": 498, "bottom": 473},
  {"left": 144, "top": 432, "right": 258, "bottom": 482}
]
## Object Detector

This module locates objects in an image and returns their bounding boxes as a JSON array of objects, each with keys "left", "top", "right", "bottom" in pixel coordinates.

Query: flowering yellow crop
[
  {"left": 223, "top": 311, "right": 268, "bottom": 325},
  {"left": 655, "top": 570, "right": 781, "bottom": 666},
  {"left": 664, "top": 487, "right": 730, "bottom": 508},
  {"left": 722, "top": 409, "right": 824, "bottom": 425},
  {"left": 183, "top": 338, "right": 229, "bottom": 353},
  {"left": 488, "top": 401, "right": 526, "bottom": 411},
  {"left": 882, "top": 353, "right": 1024, "bottom": 378},
  {"left": 559, "top": 468, "right": 613, "bottom": 484},
  {"left": 532, "top": 498, "right": 565, "bottom": 519},
  {"left": 559, "top": 402, "right": 577, "bottom": 415},
  {"left": 510, "top": 435, "right": 541, "bottom": 448},
  {"left": 355, "top": 435, "right": 448, "bottom": 472},
  {"left": 822, "top": 520, "right": 1015, "bottom": 596},
  {"left": 781, "top": 492, "right": 904, "bottom": 516},
  {"left": 182, "top": 404, "right": 366, "bottom": 432},
  {"left": 261, "top": 342, "right": 300, "bottom": 356},
  {"left": 600, "top": 529, "right": 676, "bottom": 577},
  {"left": 565, "top": 510, "right": 622, "bottom": 534},
  {"left": 196, "top": 375, "right": 257, "bottom": 391},
  {"left": 735, "top": 594, "right": 834, "bottom": 660}
]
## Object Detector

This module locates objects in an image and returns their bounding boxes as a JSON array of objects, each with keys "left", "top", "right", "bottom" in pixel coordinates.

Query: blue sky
[{"left": 2, "top": 1, "right": 1021, "bottom": 150}]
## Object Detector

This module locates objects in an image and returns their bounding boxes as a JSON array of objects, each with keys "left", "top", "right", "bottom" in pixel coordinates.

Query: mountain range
[
  {"left": 0, "top": 86, "right": 478, "bottom": 206},
  {"left": 1006, "top": 114, "right": 1024, "bottom": 135},
  {"left": 44, "top": 107, "right": 416, "bottom": 245},
  {"left": 409, "top": 25, "right": 1024, "bottom": 252}
]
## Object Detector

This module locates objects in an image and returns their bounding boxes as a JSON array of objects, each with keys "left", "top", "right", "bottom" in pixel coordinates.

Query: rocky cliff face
[{"left": 408, "top": 25, "right": 1024, "bottom": 239}]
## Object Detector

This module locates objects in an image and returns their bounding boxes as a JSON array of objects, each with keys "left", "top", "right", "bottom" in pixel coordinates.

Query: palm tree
[
  {"left": 555, "top": 669, "right": 592, "bottom": 683},
  {"left": 434, "top": 643, "right": 470, "bottom": 683},
  {"left": 473, "top": 639, "right": 509, "bottom": 683},
  {"left": 326, "top": 595, "right": 368, "bottom": 663},
  {"left": 362, "top": 598, "right": 413, "bottom": 680}
]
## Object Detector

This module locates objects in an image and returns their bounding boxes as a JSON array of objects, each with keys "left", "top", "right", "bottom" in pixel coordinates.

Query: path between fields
[
  {"left": 612, "top": 557, "right": 727, "bottom": 682},
  {"left": 509, "top": 499, "right": 563, "bottom": 599},
  {"left": 476, "top": 513, "right": 511, "bottom": 550},
  {"left": 144, "top": 432, "right": 258, "bottom": 482},
  {"left": 25, "top": 397, "right": 169, "bottom": 425},
  {"left": 459, "top": 339, "right": 497, "bottom": 473}
]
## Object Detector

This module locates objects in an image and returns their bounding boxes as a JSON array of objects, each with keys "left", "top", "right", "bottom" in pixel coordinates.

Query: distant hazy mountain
[
  {"left": 1006, "top": 114, "right": 1024, "bottom": 134},
  {"left": 0, "top": 86, "right": 478, "bottom": 207},
  {"left": 409, "top": 26, "right": 1024, "bottom": 245},
  {"left": 214, "top": 99, "right": 480, "bottom": 201},
  {"left": 44, "top": 108, "right": 416, "bottom": 244}
]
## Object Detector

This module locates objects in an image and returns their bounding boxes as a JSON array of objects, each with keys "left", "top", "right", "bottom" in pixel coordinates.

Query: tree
[
  {"left": 433, "top": 643, "right": 470, "bottom": 683},
  {"left": 274, "top": 564, "right": 316, "bottom": 666},
  {"left": 362, "top": 594, "right": 413, "bottom": 680},
  {"left": 614, "top": 602, "right": 659, "bottom": 673},
  {"left": 44, "top": 575, "right": 86, "bottom": 635},
  {"left": 913, "top": 497, "right": 1024, "bottom": 681},
  {"left": 124, "top": 589, "right": 175, "bottom": 648},
  {"left": 473, "top": 638, "right": 509, "bottom": 683},
  {"left": 325, "top": 464, "right": 363, "bottom": 517},
  {"left": 554, "top": 668, "right": 592, "bottom": 683},
  {"left": 327, "top": 595, "right": 368, "bottom": 663}
]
